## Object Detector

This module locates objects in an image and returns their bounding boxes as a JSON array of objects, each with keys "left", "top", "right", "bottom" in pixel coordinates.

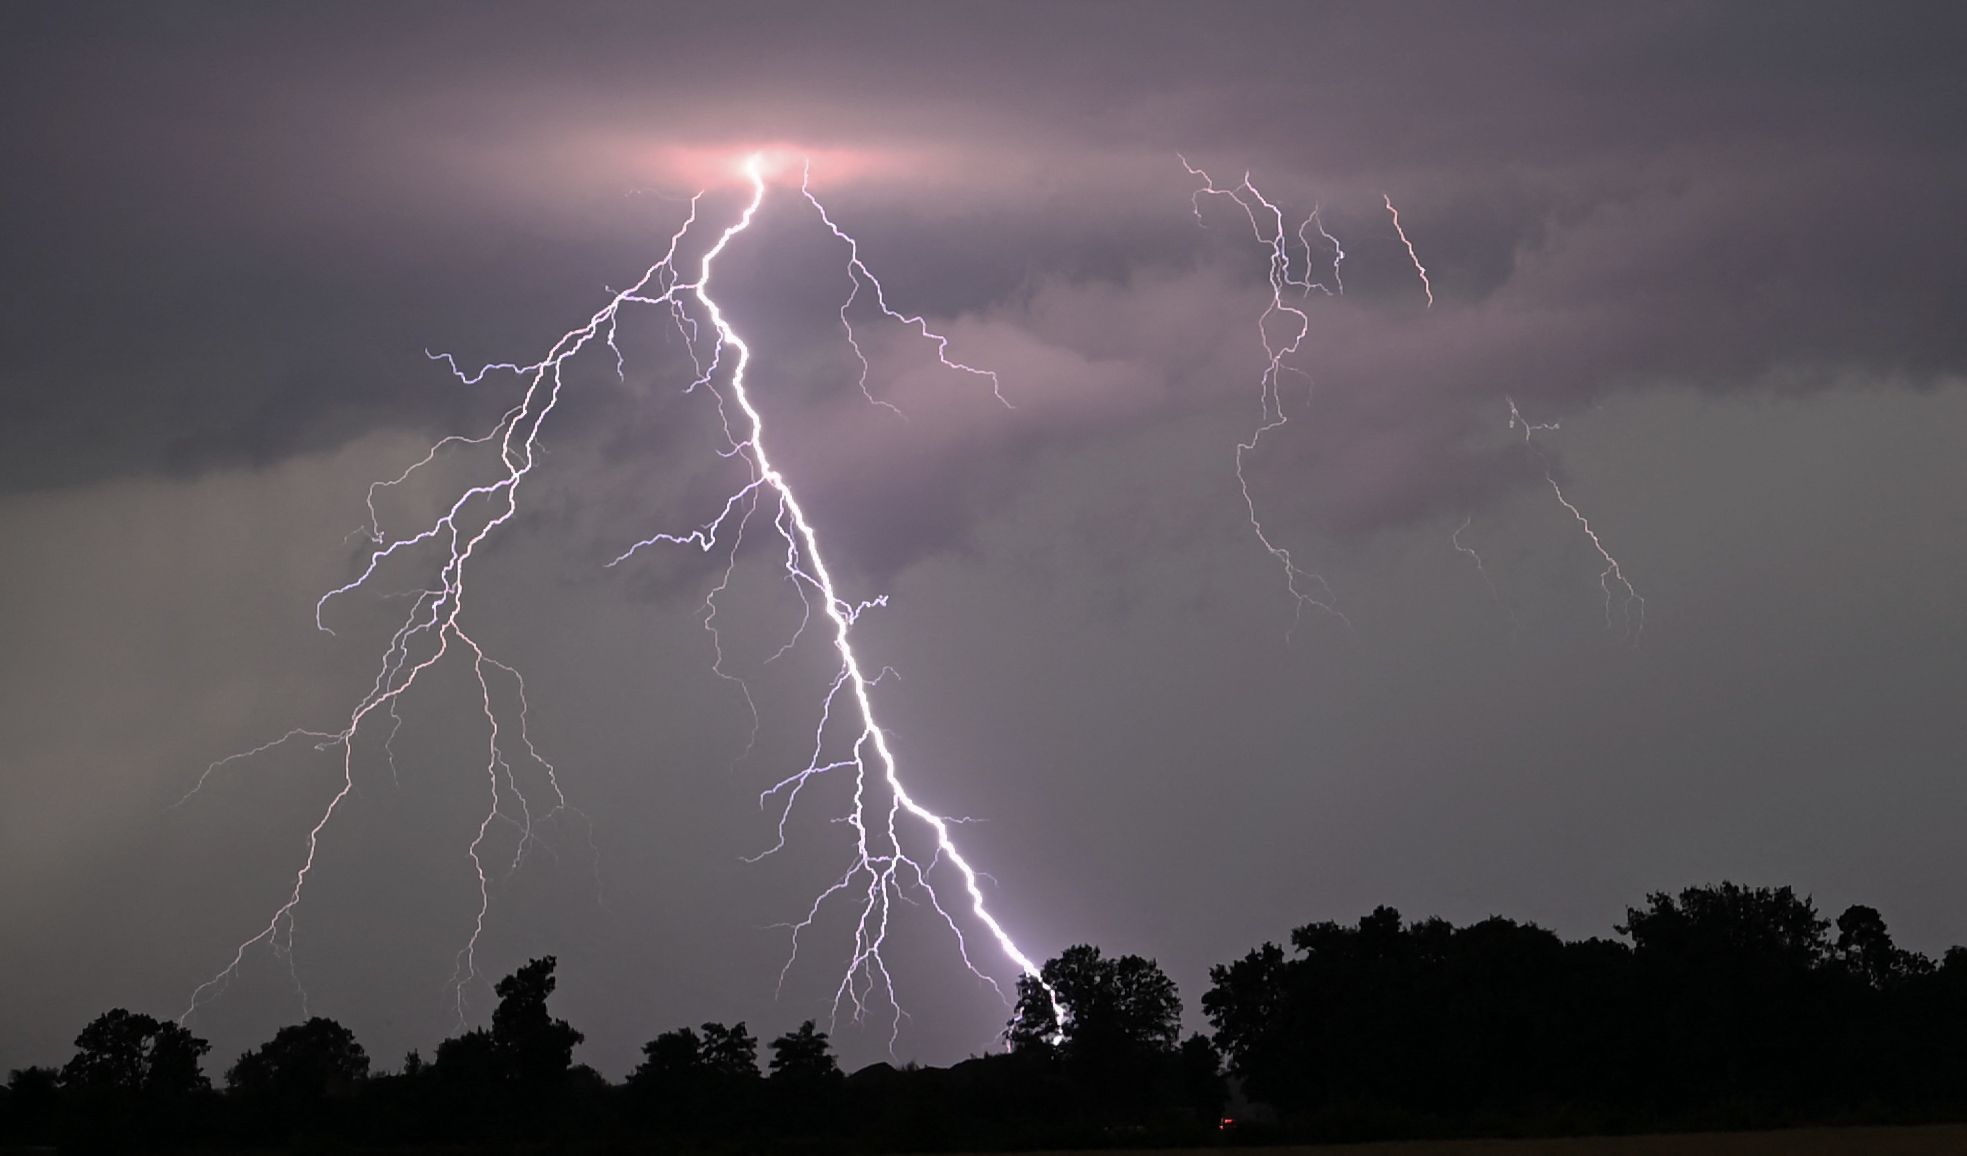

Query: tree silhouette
[
  {"left": 1834, "top": 904, "right": 1934, "bottom": 989},
  {"left": 60, "top": 1009, "right": 210, "bottom": 1098},
  {"left": 1008, "top": 943, "right": 1182, "bottom": 1059},
  {"left": 55, "top": 1009, "right": 212, "bottom": 1144},
  {"left": 1200, "top": 940, "right": 1294, "bottom": 1104},
  {"left": 1618, "top": 883, "right": 1839, "bottom": 1109},
  {"left": 700, "top": 1020, "right": 759, "bottom": 1080},
  {"left": 1177, "top": 1032, "right": 1227, "bottom": 1122},
  {"left": 1618, "top": 882, "right": 1829, "bottom": 967},
  {"left": 766, "top": 1020, "right": 842, "bottom": 1131},
  {"left": 768, "top": 1020, "right": 841, "bottom": 1084},
  {"left": 418, "top": 957, "right": 586, "bottom": 1137},
  {"left": 1008, "top": 945, "right": 1189, "bottom": 1127},
  {"left": 428, "top": 1026, "right": 500, "bottom": 1129},
  {"left": 1197, "top": 882, "right": 1967, "bottom": 1131},
  {"left": 634, "top": 1025, "right": 706, "bottom": 1086},
  {"left": 225, "top": 1016, "right": 368, "bottom": 1136},
  {"left": 2, "top": 1067, "right": 60, "bottom": 1145},
  {"left": 490, "top": 955, "right": 584, "bottom": 1091},
  {"left": 629, "top": 1020, "right": 759, "bottom": 1128},
  {"left": 1207, "top": 906, "right": 1623, "bottom": 1116},
  {"left": 11, "top": 885, "right": 1967, "bottom": 1150},
  {"left": 226, "top": 1016, "right": 369, "bottom": 1100},
  {"left": 432, "top": 1029, "right": 497, "bottom": 1085}
]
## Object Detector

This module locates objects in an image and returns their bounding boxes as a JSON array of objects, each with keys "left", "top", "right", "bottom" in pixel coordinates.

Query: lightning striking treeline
[
  {"left": 179, "top": 155, "right": 1060, "bottom": 1044},
  {"left": 177, "top": 147, "right": 1639, "bottom": 1052}
]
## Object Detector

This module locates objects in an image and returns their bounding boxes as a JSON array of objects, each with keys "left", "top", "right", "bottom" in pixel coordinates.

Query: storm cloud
[{"left": 3, "top": 1, "right": 1964, "bottom": 1078}]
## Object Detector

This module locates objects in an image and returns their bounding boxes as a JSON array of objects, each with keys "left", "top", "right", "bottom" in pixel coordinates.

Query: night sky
[{"left": 4, "top": 2, "right": 1965, "bottom": 1079}]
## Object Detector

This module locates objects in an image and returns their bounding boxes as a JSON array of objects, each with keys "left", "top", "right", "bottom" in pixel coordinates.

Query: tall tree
[
  {"left": 1008, "top": 944, "right": 1182, "bottom": 1060},
  {"left": 1009, "top": 944, "right": 1190, "bottom": 1128},
  {"left": 1833, "top": 904, "right": 1934, "bottom": 989},
  {"left": 490, "top": 956, "right": 584, "bottom": 1090},
  {"left": 1201, "top": 941, "right": 1296, "bottom": 1102}
]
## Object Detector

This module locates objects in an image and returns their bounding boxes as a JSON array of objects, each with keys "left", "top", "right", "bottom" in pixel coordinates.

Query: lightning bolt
[
  {"left": 1188, "top": 163, "right": 1634, "bottom": 650},
  {"left": 1508, "top": 398, "right": 1645, "bottom": 640},
  {"left": 615, "top": 157, "right": 1060, "bottom": 1046},
  {"left": 177, "top": 154, "right": 1059, "bottom": 1046},
  {"left": 1451, "top": 514, "right": 1523, "bottom": 635},
  {"left": 1307, "top": 205, "right": 1345, "bottom": 296},
  {"left": 1182, "top": 155, "right": 1350, "bottom": 634},
  {"left": 1383, "top": 193, "right": 1433, "bottom": 307},
  {"left": 1451, "top": 516, "right": 1499, "bottom": 601},
  {"left": 799, "top": 160, "right": 1010, "bottom": 415}
]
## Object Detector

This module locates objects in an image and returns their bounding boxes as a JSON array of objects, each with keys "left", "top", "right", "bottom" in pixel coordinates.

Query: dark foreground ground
[
  {"left": 998, "top": 1123, "right": 1967, "bottom": 1155},
  {"left": 10, "top": 1126, "right": 1966, "bottom": 1155}
]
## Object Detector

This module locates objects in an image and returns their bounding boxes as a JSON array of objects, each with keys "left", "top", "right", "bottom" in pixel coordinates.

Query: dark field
[{"left": 1000, "top": 1124, "right": 1967, "bottom": 1156}]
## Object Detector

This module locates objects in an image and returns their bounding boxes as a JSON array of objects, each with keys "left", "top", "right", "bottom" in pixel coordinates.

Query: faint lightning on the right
[
  {"left": 1181, "top": 155, "right": 1350, "bottom": 634},
  {"left": 1181, "top": 160, "right": 1442, "bottom": 634},
  {"left": 1508, "top": 397, "right": 1645, "bottom": 641},
  {"left": 1383, "top": 193, "right": 1433, "bottom": 308}
]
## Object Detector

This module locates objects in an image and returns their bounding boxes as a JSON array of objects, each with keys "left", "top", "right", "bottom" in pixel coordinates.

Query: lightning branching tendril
[
  {"left": 799, "top": 160, "right": 1011, "bottom": 416},
  {"left": 1507, "top": 398, "right": 1645, "bottom": 641},
  {"left": 1451, "top": 515, "right": 1522, "bottom": 633},
  {"left": 1383, "top": 193, "right": 1433, "bottom": 308},
  {"left": 1185, "top": 160, "right": 1638, "bottom": 646},
  {"left": 1451, "top": 516, "right": 1498, "bottom": 602},
  {"left": 1181, "top": 155, "right": 1353, "bottom": 635},
  {"left": 177, "top": 155, "right": 1058, "bottom": 1047}
]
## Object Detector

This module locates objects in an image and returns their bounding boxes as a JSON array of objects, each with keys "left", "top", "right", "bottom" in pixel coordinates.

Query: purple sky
[{"left": 3, "top": 1, "right": 1965, "bottom": 1077}]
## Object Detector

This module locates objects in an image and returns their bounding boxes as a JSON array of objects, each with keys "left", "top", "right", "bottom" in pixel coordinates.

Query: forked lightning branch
[
  {"left": 176, "top": 150, "right": 1638, "bottom": 1049},
  {"left": 178, "top": 154, "right": 1061, "bottom": 1044}
]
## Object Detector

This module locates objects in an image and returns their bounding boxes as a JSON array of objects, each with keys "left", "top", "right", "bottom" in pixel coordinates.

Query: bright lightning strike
[
  {"left": 178, "top": 152, "right": 1059, "bottom": 1045},
  {"left": 1508, "top": 398, "right": 1645, "bottom": 641}
]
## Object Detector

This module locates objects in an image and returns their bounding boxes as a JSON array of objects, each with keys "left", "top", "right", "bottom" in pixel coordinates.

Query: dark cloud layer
[
  {"left": 3, "top": 2, "right": 1964, "bottom": 1078},
  {"left": 6, "top": 2, "right": 1962, "bottom": 501}
]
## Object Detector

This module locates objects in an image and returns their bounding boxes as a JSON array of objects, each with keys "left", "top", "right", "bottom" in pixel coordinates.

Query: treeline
[
  {"left": 4, "top": 882, "right": 1966, "bottom": 1150},
  {"left": 0, "top": 951, "right": 1225, "bottom": 1152},
  {"left": 1204, "top": 883, "right": 1967, "bottom": 1140}
]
